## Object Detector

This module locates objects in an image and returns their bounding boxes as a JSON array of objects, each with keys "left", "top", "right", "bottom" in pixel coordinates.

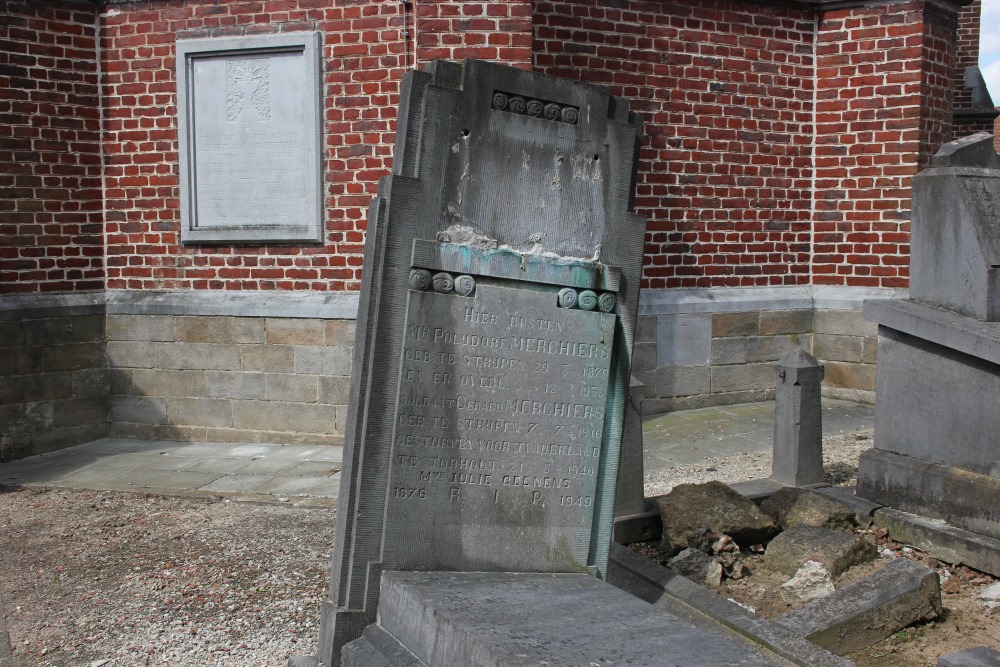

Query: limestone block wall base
[
  {"left": 631, "top": 286, "right": 896, "bottom": 413},
  {"left": 1, "top": 286, "right": 897, "bottom": 462},
  {"left": 0, "top": 294, "right": 109, "bottom": 462},
  {"left": 106, "top": 313, "right": 353, "bottom": 445}
]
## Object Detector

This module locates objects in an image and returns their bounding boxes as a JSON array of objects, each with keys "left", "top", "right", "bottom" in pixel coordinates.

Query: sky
[{"left": 982, "top": 0, "right": 1000, "bottom": 103}]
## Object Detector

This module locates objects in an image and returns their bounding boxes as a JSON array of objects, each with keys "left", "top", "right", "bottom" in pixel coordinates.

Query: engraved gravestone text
[{"left": 384, "top": 282, "right": 615, "bottom": 571}]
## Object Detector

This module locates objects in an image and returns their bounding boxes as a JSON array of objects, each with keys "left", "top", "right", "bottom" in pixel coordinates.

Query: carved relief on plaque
[{"left": 226, "top": 59, "right": 271, "bottom": 123}]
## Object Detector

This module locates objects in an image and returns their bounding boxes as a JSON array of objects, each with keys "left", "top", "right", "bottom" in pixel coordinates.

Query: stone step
[{"left": 372, "top": 571, "right": 801, "bottom": 667}]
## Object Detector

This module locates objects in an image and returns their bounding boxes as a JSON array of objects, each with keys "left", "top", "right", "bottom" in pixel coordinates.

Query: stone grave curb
[
  {"left": 874, "top": 507, "right": 1000, "bottom": 578},
  {"left": 607, "top": 543, "right": 855, "bottom": 667},
  {"left": 10, "top": 482, "right": 338, "bottom": 510},
  {"left": 775, "top": 556, "right": 941, "bottom": 655}
]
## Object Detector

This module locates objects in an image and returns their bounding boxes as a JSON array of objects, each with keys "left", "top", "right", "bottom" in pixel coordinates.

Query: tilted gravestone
[{"left": 310, "top": 60, "right": 645, "bottom": 666}]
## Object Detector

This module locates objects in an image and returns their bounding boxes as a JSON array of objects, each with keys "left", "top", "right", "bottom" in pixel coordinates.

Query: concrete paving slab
[
  {"left": 143, "top": 455, "right": 211, "bottom": 472},
  {"left": 279, "top": 461, "right": 341, "bottom": 476},
  {"left": 50, "top": 464, "right": 129, "bottom": 487},
  {"left": 254, "top": 475, "right": 333, "bottom": 496},
  {"left": 180, "top": 457, "right": 251, "bottom": 474},
  {"left": 116, "top": 468, "right": 221, "bottom": 491},
  {"left": 267, "top": 445, "right": 329, "bottom": 460},
  {"left": 236, "top": 457, "right": 299, "bottom": 474},
  {"left": 302, "top": 477, "right": 340, "bottom": 497},
  {"left": 168, "top": 442, "right": 241, "bottom": 458},
  {"left": 217, "top": 444, "right": 283, "bottom": 458},
  {"left": 299, "top": 445, "right": 344, "bottom": 461},
  {"left": 198, "top": 473, "right": 274, "bottom": 493}
]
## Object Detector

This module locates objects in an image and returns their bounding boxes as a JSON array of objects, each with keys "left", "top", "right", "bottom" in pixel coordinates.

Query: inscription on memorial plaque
[
  {"left": 384, "top": 279, "right": 616, "bottom": 572},
  {"left": 176, "top": 33, "right": 322, "bottom": 244}
]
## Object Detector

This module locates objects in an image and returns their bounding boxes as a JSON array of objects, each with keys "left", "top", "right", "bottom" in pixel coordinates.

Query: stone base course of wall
[
  {"left": 107, "top": 314, "right": 354, "bottom": 445},
  {"left": 1, "top": 286, "right": 894, "bottom": 462},
  {"left": 631, "top": 286, "right": 894, "bottom": 413},
  {"left": 1, "top": 295, "right": 109, "bottom": 462}
]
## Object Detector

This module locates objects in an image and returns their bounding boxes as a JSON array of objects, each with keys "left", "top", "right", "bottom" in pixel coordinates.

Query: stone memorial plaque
[
  {"left": 176, "top": 33, "right": 322, "bottom": 244},
  {"left": 386, "top": 281, "right": 615, "bottom": 572}
]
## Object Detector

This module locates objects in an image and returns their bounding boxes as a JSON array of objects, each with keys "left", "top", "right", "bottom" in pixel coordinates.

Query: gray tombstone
[
  {"left": 311, "top": 60, "right": 645, "bottom": 667},
  {"left": 859, "top": 134, "right": 1000, "bottom": 543},
  {"left": 771, "top": 348, "right": 824, "bottom": 487},
  {"left": 908, "top": 133, "right": 1000, "bottom": 321},
  {"left": 176, "top": 33, "right": 323, "bottom": 244}
]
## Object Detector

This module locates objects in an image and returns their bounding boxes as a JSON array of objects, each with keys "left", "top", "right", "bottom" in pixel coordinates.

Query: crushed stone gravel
[{"left": 0, "top": 488, "right": 332, "bottom": 667}]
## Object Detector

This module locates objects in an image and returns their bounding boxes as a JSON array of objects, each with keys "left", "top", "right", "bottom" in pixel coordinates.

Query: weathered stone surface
[
  {"left": 765, "top": 525, "right": 876, "bottom": 577},
  {"left": 761, "top": 488, "right": 858, "bottom": 531},
  {"left": 651, "top": 364, "right": 710, "bottom": 398},
  {"left": 314, "top": 60, "right": 647, "bottom": 665},
  {"left": 910, "top": 134, "right": 1000, "bottom": 321},
  {"left": 373, "top": 572, "right": 794, "bottom": 667},
  {"left": 615, "top": 375, "right": 645, "bottom": 518},
  {"left": 860, "top": 326, "right": 1000, "bottom": 484},
  {"left": 873, "top": 507, "right": 1000, "bottom": 578},
  {"left": 266, "top": 318, "right": 327, "bottom": 346},
  {"left": 658, "top": 313, "right": 712, "bottom": 365},
  {"left": 937, "top": 646, "right": 1000, "bottom": 667},
  {"left": 710, "top": 363, "right": 774, "bottom": 393},
  {"left": 780, "top": 560, "right": 834, "bottom": 604},
  {"left": 776, "top": 557, "right": 941, "bottom": 655},
  {"left": 860, "top": 447, "right": 1000, "bottom": 541},
  {"left": 656, "top": 481, "right": 776, "bottom": 555},
  {"left": 712, "top": 311, "right": 759, "bottom": 337},
  {"left": 760, "top": 309, "right": 812, "bottom": 336},
  {"left": 771, "top": 348, "right": 824, "bottom": 487},
  {"left": 811, "top": 486, "right": 882, "bottom": 526},
  {"left": 670, "top": 548, "right": 723, "bottom": 587},
  {"left": 606, "top": 544, "right": 854, "bottom": 667}
]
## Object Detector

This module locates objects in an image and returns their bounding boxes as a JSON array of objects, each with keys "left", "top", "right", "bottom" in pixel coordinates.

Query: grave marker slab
[{"left": 308, "top": 59, "right": 646, "bottom": 667}]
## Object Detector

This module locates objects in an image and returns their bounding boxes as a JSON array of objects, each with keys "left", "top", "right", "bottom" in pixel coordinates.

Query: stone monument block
[
  {"left": 859, "top": 134, "right": 1000, "bottom": 547},
  {"left": 909, "top": 133, "right": 1000, "bottom": 321},
  {"left": 310, "top": 60, "right": 646, "bottom": 667},
  {"left": 176, "top": 33, "right": 323, "bottom": 244}
]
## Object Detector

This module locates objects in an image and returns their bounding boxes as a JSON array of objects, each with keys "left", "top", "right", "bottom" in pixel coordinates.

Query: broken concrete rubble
[
  {"left": 780, "top": 560, "right": 835, "bottom": 604},
  {"left": 761, "top": 487, "right": 859, "bottom": 532},
  {"left": 655, "top": 480, "right": 776, "bottom": 555},
  {"left": 765, "top": 525, "right": 876, "bottom": 577}
]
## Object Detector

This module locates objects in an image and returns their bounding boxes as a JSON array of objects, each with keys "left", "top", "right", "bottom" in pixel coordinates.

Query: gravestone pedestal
[{"left": 858, "top": 134, "right": 1000, "bottom": 546}]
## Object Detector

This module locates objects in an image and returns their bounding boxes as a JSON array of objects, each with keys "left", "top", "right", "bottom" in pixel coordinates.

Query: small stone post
[{"left": 771, "top": 348, "right": 825, "bottom": 486}]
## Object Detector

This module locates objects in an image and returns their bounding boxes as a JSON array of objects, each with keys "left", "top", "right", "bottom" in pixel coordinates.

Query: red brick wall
[
  {"left": 5, "top": 0, "right": 970, "bottom": 294},
  {"left": 0, "top": 0, "right": 103, "bottom": 294},
  {"left": 953, "top": 0, "right": 980, "bottom": 111},
  {"left": 809, "top": 1, "right": 957, "bottom": 288},
  {"left": 534, "top": 0, "right": 816, "bottom": 289},
  {"left": 414, "top": 0, "right": 532, "bottom": 68},
  {"left": 101, "top": 0, "right": 407, "bottom": 291}
]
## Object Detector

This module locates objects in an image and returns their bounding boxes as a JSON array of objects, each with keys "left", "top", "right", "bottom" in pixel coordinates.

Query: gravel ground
[
  {"left": 644, "top": 428, "right": 874, "bottom": 496},
  {"left": 4, "top": 426, "right": 990, "bottom": 667},
  {"left": 0, "top": 488, "right": 332, "bottom": 667}
]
